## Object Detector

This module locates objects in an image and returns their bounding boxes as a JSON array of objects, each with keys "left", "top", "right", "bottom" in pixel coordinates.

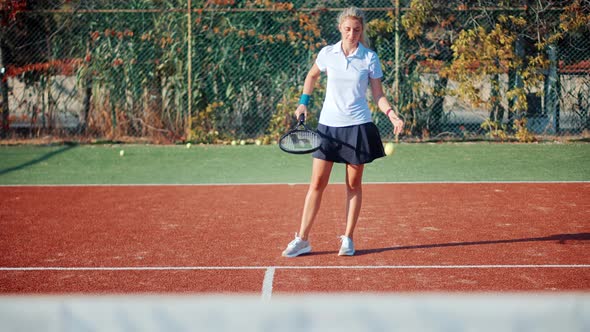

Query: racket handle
[{"left": 298, "top": 113, "right": 305, "bottom": 124}]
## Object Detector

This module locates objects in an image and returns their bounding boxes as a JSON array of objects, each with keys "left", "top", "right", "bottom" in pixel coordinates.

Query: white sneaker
[
  {"left": 282, "top": 234, "right": 311, "bottom": 257},
  {"left": 338, "top": 235, "right": 355, "bottom": 256}
]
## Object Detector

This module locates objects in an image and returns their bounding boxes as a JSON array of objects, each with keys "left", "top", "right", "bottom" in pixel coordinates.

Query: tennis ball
[
  {"left": 240, "top": 139, "right": 246, "bottom": 146},
  {"left": 231, "top": 140, "right": 237, "bottom": 146},
  {"left": 186, "top": 143, "right": 192, "bottom": 149},
  {"left": 384, "top": 142, "right": 395, "bottom": 156},
  {"left": 255, "top": 139, "right": 262, "bottom": 146},
  {"left": 119, "top": 150, "right": 125, "bottom": 157}
]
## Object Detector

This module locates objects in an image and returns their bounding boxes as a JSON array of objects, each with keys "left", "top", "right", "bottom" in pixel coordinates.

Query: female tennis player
[{"left": 282, "top": 7, "right": 404, "bottom": 257}]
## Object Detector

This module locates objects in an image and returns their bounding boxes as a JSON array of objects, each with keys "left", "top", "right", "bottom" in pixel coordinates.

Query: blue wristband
[{"left": 299, "top": 94, "right": 310, "bottom": 106}]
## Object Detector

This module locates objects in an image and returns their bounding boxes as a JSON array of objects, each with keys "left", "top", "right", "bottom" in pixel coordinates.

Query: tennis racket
[{"left": 279, "top": 114, "right": 321, "bottom": 154}]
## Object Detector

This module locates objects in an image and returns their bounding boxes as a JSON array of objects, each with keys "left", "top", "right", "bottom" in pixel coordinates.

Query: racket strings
[{"left": 280, "top": 130, "right": 321, "bottom": 152}]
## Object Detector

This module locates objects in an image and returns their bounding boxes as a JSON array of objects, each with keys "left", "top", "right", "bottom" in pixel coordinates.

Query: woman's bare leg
[
  {"left": 344, "top": 163, "right": 364, "bottom": 240},
  {"left": 298, "top": 158, "right": 333, "bottom": 240}
]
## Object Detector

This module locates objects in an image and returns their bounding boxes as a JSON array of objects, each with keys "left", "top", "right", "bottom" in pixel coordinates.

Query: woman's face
[{"left": 339, "top": 17, "right": 362, "bottom": 45}]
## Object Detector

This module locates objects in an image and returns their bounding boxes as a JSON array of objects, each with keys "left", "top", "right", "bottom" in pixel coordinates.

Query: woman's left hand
[{"left": 389, "top": 114, "right": 404, "bottom": 137}]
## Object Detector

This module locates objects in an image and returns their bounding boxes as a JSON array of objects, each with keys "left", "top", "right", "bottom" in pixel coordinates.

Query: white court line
[
  {"left": 2, "top": 264, "right": 590, "bottom": 271},
  {"left": 1, "top": 180, "right": 589, "bottom": 187},
  {"left": 261, "top": 267, "right": 275, "bottom": 301},
  {"left": 4, "top": 265, "right": 588, "bottom": 301}
]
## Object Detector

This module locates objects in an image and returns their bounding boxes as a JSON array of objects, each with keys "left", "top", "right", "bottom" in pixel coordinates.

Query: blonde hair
[{"left": 337, "top": 7, "right": 370, "bottom": 48}]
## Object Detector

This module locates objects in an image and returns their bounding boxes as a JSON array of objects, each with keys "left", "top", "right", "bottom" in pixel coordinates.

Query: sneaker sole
[
  {"left": 282, "top": 246, "right": 312, "bottom": 258},
  {"left": 338, "top": 249, "right": 355, "bottom": 256}
]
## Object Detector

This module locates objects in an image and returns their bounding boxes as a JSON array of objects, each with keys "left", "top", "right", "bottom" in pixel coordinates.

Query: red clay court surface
[{"left": 0, "top": 182, "right": 589, "bottom": 295}]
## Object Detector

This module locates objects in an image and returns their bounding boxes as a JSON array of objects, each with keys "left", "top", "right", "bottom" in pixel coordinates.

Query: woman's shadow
[{"left": 351, "top": 233, "right": 590, "bottom": 256}]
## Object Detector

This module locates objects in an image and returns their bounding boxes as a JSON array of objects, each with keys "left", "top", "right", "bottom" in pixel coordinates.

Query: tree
[
  {"left": 400, "top": 0, "right": 459, "bottom": 137},
  {"left": 402, "top": 0, "right": 589, "bottom": 139},
  {"left": 0, "top": 0, "right": 26, "bottom": 137}
]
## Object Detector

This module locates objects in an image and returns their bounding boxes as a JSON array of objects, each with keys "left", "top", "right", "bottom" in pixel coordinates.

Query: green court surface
[{"left": 0, "top": 143, "right": 589, "bottom": 185}]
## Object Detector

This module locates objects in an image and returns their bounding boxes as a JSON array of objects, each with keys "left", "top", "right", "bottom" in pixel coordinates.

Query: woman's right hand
[{"left": 295, "top": 104, "right": 308, "bottom": 122}]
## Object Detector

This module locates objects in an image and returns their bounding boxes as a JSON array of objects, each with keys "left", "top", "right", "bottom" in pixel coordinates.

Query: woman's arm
[
  {"left": 370, "top": 78, "right": 404, "bottom": 136},
  {"left": 296, "top": 64, "right": 322, "bottom": 119}
]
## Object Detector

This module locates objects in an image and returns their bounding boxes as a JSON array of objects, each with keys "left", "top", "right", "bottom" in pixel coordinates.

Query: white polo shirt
[{"left": 315, "top": 41, "right": 383, "bottom": 127}]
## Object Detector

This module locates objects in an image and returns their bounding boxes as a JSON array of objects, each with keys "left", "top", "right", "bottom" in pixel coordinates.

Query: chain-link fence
[{"left": 0, "top": 0, "right": 588, "bottom": 143}]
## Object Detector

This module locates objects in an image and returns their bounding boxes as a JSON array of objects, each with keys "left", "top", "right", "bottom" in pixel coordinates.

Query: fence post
[
  {"left": 0, "top": 41, "right": 9, "bottom": 138},
  {"left": 393, "top": 0, "right": 400, "bottom": 114},
  {"left": 544, "top": 44, "right": 560, "bottom": 134},
  {"left": 81, "top": 42, "right": 92, "bottom": 135},
  {"left": 508, "top": 35, "right": 525, "bottom": 127},
  {"left": 186, "top": 0, "right": 193, "bottom": 142}
]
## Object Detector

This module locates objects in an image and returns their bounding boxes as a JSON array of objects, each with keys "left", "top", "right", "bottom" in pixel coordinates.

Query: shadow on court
[
  {"left": 352, "top": 233, "right": 590, "bottom": 256},
  {"left": 0, "top": 143, "right": 77, "bottom": 176}
]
